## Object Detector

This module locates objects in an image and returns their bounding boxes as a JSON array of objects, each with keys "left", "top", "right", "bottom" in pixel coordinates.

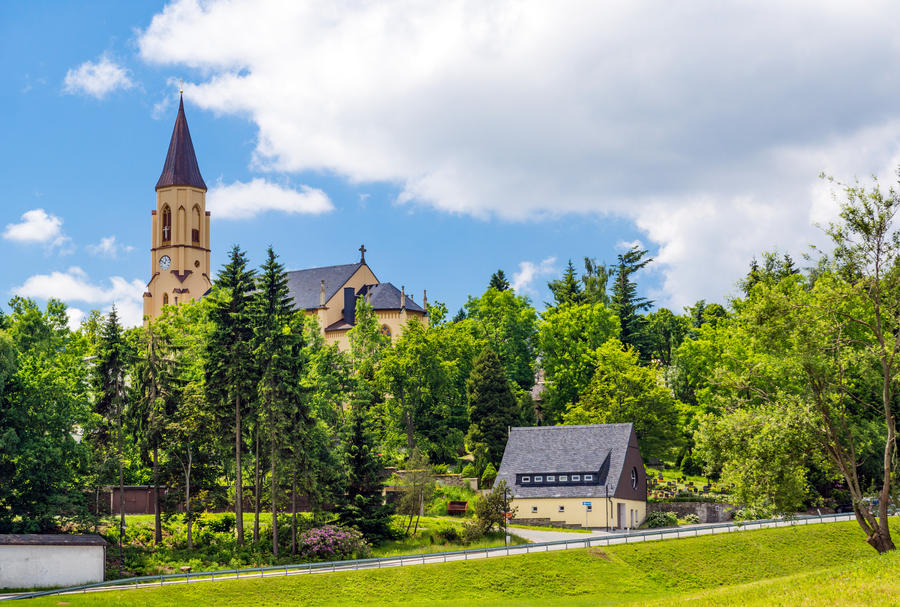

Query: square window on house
[
  {"left": 522, "top": 476, "right": 531, "bottom": 483},
  {"left": 546, "top": 475, "right": 556, "bottom": 482},
  {"left": 572, "top": 474, "right": 581, "bottom": 481},
  {"left": 531, "top": 506, "right": 538, "bottom": 514},
  {"left": 559, "top": 475, "right": 568, "bottom": 482},
  {"left": 534, "top": 476, "right": 543, "bottom": 482},
  {"left": 584, "top": 474, "right": 593, "bottom": 481},
  {"left": 558, "top": 505, "right": 565, "bottom": 513}
]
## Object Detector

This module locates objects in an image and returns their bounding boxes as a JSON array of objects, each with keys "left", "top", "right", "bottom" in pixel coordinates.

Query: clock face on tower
[{"left": 159, "top": 255, "right": 172, "bottom": 270}]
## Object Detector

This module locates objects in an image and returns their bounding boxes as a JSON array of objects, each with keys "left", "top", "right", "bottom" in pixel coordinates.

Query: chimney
[
  {"left": 343, "top": 287, "right": 356, "bottom": 325},
  {"left": 319, "top": 280, "right": 326, "bottom": 307},
  {"left": 400, "top": 285, "right": 406, "bottom": 310},
  {"left": 423, "top": 289, "right": 428, "bottom": 313}
]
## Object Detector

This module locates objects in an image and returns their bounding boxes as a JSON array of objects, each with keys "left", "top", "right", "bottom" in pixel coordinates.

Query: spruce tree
[
  {"left": 253, "top": 246, "right": 306, "bottom": 556},
  {"left": 336, "top": 408, "right": 394, "bottom": 543},
  {"left": 206, "top": 245, "right": 256, "bottom": 545},
  {"left": 92, "top": 306, "right": 130, "bottom": 552},
  {"left": 489, "top": 269, "right": 510, "bottom": 291},
  {"left": 466, "top": 346, "right": 520, "bottom": 468},
  {"left": 547, "top": 260, "right": 584, "bottom": 307}
]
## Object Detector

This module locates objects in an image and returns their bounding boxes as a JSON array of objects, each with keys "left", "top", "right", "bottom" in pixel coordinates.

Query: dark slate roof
[
  {"left": 358, "top": 282, "right": 425, "bottom": 313},
  {"left": 0, "top": 534, "right": 107, "bottom": 546},
  {"left": 156, "top": 95, "right": 207, "bottom": 191},
  {"left": 324, "top": 319, "right": 354, "bottom": 332},
  {"left": 496, "top": 424, "right": 634, "bottom": 499},
  {"left": 285, "top": 263, "right": 368, "bottom": 310}
]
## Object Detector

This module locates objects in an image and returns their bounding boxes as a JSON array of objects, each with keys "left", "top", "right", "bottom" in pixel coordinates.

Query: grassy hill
[{"left": 27, "top": 520, "right": 900, "bottom": 606}]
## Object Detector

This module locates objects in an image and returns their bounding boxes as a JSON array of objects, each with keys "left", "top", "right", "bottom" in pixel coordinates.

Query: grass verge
[{"left": 25, "top": 520, "right": 898, "bottom": 606}]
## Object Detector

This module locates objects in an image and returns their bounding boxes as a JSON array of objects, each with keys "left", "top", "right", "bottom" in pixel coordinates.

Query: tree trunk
[
  {"left": 291, "top": 471, "right": 297, "bottom": 556},
  {"left": 186, "top": 447, "right": 193, "bottom": 550},
  {"left": 271, "top": 427, "right": 278, "bottom": 557},
  {"left": 235, "top": 394, "right": 244, "bottom": 545},
  {"left": 254, "top": 424, "right": 260, "bottom": 543},
  {"left": 117, "top": 403, "right": 125, "bottom": 549},
  {"left": 153, "top": 443, "right": 161, "bottom": 545}
]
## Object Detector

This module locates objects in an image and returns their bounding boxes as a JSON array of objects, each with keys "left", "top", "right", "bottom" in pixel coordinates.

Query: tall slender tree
[
  {"left": 93, "top": 307, "right": 130, "bottom": 549},
  {"left": 547, "top": 260, "right": 584, "bottom": 307},
  {"left": 253, "top": 247, "right": 308, "bottom": 556},
  {"left": 610, "top": 245, "right": 653, "bottom": 355},
  {"left": 206, "top": 245, "right": 256, "bottom": 545},
  {"left": 466, "top": 346, "right": 520, "bottom": 469},
  {"left": 489, "top": 270, "right": 510, "bottom": 291}
]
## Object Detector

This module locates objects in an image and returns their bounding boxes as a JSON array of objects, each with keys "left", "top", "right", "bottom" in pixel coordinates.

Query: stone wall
[{"left": 648, "top": 501, "right": 734, "bottom": 523}]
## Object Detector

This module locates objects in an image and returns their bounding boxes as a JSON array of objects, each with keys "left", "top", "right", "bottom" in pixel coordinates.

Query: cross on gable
[{"left": 359, "top": 244, "right": 366, "bottom": 263}]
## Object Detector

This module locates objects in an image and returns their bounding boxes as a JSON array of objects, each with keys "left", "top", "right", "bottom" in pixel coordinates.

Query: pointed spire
[{"left": 156, "top": 94, "right": 207, "bottom": 191}]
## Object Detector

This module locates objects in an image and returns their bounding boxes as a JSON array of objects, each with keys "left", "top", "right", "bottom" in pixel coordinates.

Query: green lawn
[{"left": 24, "top": 520, "right": 899, "bottom": 606}]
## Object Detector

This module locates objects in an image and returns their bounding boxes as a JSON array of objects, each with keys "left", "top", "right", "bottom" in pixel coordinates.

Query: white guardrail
[{"left": 1, "top": 512, "right": 859, "bottom": 601}]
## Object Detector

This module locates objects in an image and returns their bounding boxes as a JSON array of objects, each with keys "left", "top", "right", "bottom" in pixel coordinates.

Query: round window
[{"left": 631, "top": 467, "right": 638, "bottom": 489}]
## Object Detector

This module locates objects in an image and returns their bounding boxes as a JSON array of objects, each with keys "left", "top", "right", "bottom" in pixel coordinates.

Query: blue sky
[{"left": 4, "top": 1, "right": 900, "bottom": 326}]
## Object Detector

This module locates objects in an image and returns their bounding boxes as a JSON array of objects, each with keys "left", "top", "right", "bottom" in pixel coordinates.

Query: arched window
[
  {"left": 177, "top": 206, "right": 186, "bottom": 242},
  {"left": 161, "top": 206, "right": 172, "bottom": 242},
  {"left": 162, "top": 293, "right": 169, "bottom": 306},
  {"left": 192, "top": 206, "right": 201, "bottom": 243},
  {"left": 380, "top": 324, "right": 392, "bottom": 338}
]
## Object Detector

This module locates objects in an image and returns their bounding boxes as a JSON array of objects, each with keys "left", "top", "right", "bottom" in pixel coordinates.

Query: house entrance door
[{"left": 617, "top": 503, "right": 626, "bottom": 529}]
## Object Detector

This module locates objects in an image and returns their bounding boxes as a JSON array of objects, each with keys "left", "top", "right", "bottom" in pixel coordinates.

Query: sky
[{"left": 4, "top": 1, "right": 900, "bottom": 328}]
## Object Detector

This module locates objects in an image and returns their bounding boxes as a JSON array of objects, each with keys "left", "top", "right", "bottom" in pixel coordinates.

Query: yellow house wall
[
  {"left": 319, "top": 266, "right": 378, "bottom": 328},
  {"left": 511, "top": 497, "right": 646, "bottom": 529},
  {"left": 144, "top": 185, "right": 211, "bottom": 322}
]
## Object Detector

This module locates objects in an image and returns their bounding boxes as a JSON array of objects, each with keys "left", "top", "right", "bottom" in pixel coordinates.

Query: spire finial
[
  {"left": 359, "top": 244, "right": 367, "bottom": 263},
  {"left": 179, "top": 78, "right": 184, "bottom": 95}
]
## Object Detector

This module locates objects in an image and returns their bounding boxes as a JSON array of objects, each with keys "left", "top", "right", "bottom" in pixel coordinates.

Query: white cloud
[
  {"left": 87, "top": 236, "right": 134, "bottom": 258},
  {"left": 65, "top": 307, "right": 86, "bottom": 331},
  {"left": 63, "top": 55, "right": 135, "bottom": 99},
  {"left": 138, "top": 0, "right": 900, "bottom": 305},
  {"left": 207, "top": 178, "right": 333, "bottom": 219},
  {"left": 3, "top": 209, "right": 71, "bottom": 252},
  {"left": 512, "top": 257, "right": 557, "bottom": 294},
  {"left": 13, "top": 267, "right": 146, "bottom": 327}
]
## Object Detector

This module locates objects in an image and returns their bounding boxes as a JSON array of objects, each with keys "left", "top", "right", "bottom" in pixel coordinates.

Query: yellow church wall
[
  {"left": 511, "top": 497, "right": 646, "bottom": 529},
  {"left": 319, "top": 265, "right": 379, "bottom": 329}
]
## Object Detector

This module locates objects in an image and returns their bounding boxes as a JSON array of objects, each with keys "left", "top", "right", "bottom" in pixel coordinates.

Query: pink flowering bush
[{"left": 298, "top": 525, "right": 371, "bottom": 561}]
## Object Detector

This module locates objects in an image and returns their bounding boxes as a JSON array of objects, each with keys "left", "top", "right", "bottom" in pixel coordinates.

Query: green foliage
[
  {"left": 610, "top": 244, "right": 654, "bottom": 357},
  {"left": 537, "top": 302, "right": 620, "bottom": 422},
  {"left": 480, "top": 462, "right": 497, "bottom": 488},
  {"left": 336, "top": 409, "right": 395, "bottom": 543},
  {"left": 645, "top": 511, "right": 678, "bottom": 528},
  {"left": 464, "top": 287, "right": 538, "bottom": 391},
  {"left": 460, "top": 463, "right": 476, "bottom": 478},
  {"left": 488, "top": 269, "right": 510, "bottom": 291},
  {"left": 472, "top": 480, "right": 513, "bottom": 534},
  {"left": 683, "top": 513, "right": 700, "bottom": 524},
  {"left": 547, "top": 259, "right": 584, "bottom": 307},
  {"left": 562, "top": 339, "right": 681, "bottom": 459},
  {"left": 465, "top": 347, "right": 520, "bottom": 469}
]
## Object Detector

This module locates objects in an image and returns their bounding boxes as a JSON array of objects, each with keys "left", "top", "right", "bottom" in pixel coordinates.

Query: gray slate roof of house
[
  {"left": 495, "top": 423, "right": 634, "bottom": 499},
  {"left": 0, "top": 534, "right": 107, "bottom": 546},
  {"left": 285, "top": 263, "right": 367, "bottom": 310},
  {"left": 359, "top": 282, "right": 425, "bottom": 313}
]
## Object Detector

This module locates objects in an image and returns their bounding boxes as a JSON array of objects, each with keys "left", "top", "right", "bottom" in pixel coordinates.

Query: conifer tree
[
  {"left": 206, "top": 245, "right": 256, "bottom": 545},
  {"left": 489, "top": 269, "right": 510, "bottom": 291},
  {"left": 466, "top": 346, "right": 520, "bottom": 468},
  {"left": 610, "top": 245, "right": 653, "bottom": 355},
  {"left": 92, "top": 306, "right": 130, "bottom": 549},
  {"left": 336, "top": 408, "right": 394, "bottom": 543},
  {"left": 253, "top": 246, "right": 306, "bottom": 556},
  {"left": 547, "top": 260, "right": 584, "bottom": 307}
]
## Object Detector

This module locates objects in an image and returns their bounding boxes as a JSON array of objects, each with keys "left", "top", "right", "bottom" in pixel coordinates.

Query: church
[{"left": 143, "top": 96, "right": 428, "bottom": 348}]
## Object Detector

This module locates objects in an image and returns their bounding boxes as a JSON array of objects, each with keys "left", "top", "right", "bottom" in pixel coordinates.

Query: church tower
[{"left": 142, "top": 95, "right": 212, "bottom": 322}]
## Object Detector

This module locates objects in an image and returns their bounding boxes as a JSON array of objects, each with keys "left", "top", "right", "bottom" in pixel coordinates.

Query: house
[
  {"left": 285, "top": 246, "right": 427, "bottom": 350},
  {"left": 495, "top": 423, "right": 647, "bottom": 530}
]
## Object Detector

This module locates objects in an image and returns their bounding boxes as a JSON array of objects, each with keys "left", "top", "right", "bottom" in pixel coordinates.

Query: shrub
[
  {"left": 461, "top": 519, "right": 485, "bottom": 544},
  {"left": 433, "top": 464, "right": 449, "bottom": 474},
  {"left": 732, "top": 506, "right": 773, "bottom": 521},
  {"left": 682, "top": 513, "right": 700, "bottom": 525},
  {"left": 431, "top": 523, "right": 461, "bottom": 544},
  {"left": 201, "top": 512, "right": 235, "bottom": 534},
  {"left": 297, "top": 525, "right": 371, "bottom": 561},
  {"left": 460, "top": 463, "right": 476, "bottom": 478},
  {"left": 645, "top": 511, "right": 678, "bottom": 528},
  {"left": 481, "top": 463, "right": 497, "bottom": 488}
]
